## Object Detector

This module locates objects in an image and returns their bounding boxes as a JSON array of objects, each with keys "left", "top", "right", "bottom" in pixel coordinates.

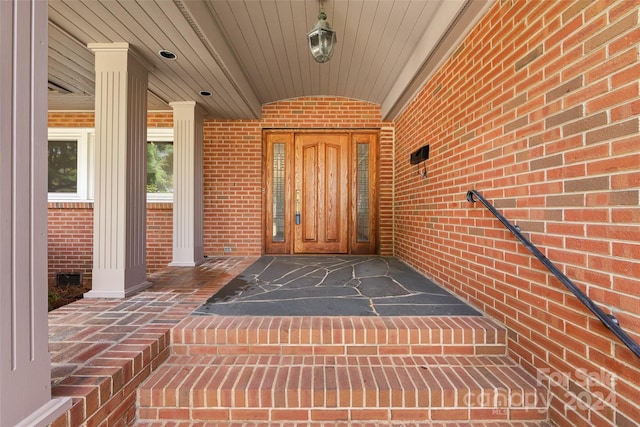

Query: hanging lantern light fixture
[{"left": 307, "top": 0, "right": 337, "bottom": 63}]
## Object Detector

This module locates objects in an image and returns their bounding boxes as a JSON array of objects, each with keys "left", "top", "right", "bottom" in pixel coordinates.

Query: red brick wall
[
  {"left": 47, "top": 112, "right": 95, "bottom": 127},
  {"left": 147, "top": 112, "right": 174, "bottom": 128},
  {"left": 261, "top": 96, "right": 387, "bottom": 128},
  {"left": 394, "top": 1, "right": 639, "bottom": 426},
  {"left": 147, "top": 203, "right": 173, "bottom": 272},
  {"left": 47, "top": 202, "right": 93, "bottom": 287},
  {"left": 47, "top": 111, "right": 174, "bottom": 131},
  {"left": 378, "top": 126, "right": 395, "bottom": 256},
  {"left": 203, "top": 120, "right": 263, "bottom": 255}
]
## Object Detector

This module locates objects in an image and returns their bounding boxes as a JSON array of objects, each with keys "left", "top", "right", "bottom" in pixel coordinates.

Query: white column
[
  {"left": 170, "top": 102, "right": 205, "bottom": 266},
  {"left": 0, "top": 1, "right": 71, "bottom": 425},
  {"left": 85, "top": 43, "right": 151, "bottom": 298}
]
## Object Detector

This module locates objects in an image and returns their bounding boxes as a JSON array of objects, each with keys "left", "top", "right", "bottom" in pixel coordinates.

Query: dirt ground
[{"left": 48, "top": 282, "right": 91, "bottom": 311}]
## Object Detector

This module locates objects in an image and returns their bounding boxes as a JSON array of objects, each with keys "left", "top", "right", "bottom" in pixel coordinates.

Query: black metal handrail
[{"left": 467, "top": 189, "right": 640, "bottom": 359}]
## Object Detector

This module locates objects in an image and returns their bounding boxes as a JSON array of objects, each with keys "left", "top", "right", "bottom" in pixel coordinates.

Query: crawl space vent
[{"left": 55, "top": 272, "right": 82, "bottom": 286}]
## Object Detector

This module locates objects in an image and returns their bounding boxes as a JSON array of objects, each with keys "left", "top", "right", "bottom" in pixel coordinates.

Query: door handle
[{"left": 295, "top": 189, "right": 301, "bottom": 225}]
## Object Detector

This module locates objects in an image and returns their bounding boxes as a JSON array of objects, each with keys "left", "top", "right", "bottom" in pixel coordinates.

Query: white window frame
[
  {"left": 47, "top": 127, "right": 174, "bottom": 203},
  {"left": 47, "top": 128, "right": 93, "bottom": 202}
]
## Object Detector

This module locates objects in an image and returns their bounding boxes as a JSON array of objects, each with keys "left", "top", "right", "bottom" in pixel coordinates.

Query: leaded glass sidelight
[
  {"left": 272, "top": 143, "right": 286, "bottom": 242},
  {"left": 356, "top": 143, "right": 370, "bottom": 242}
]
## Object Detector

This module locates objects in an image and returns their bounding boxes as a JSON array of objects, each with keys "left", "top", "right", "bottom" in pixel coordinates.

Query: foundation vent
[{"left": 55, "top": 272, "right": 82, "bottom": 286}]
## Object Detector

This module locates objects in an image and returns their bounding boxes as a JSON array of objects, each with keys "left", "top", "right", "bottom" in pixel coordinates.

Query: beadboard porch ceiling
[{"left": 47, "top": 0, "right": 491, "bottom": 121}]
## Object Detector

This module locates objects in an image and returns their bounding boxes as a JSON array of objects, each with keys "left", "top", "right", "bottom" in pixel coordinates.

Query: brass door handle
[{"left": 295, "top": 189, "right": 301, "bottom": 225}]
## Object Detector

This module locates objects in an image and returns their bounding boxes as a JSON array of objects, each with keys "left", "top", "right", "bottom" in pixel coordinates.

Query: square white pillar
[
  {"left": 0, "top": 1, "right": 71, "bottom": 425},
  {"left": 85, "top": 43, "right": 151, "bottom": 298},
  {"left": 169, "top": 101, "right": 205, "bottom": 266}
]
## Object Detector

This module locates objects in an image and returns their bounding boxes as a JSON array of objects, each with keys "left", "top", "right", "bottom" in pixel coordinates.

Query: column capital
[
  {"left": 88, "top": 42, "right": 155, "bottom": 72},
  {"left": 88, "top": 41, "right": 131, "bottom": 52},
  {"left": 169, "top": 100, "right": 197, "bottom": 108},
  {"left": 170, "top": 101, "right": 205, "bottom": 116}
]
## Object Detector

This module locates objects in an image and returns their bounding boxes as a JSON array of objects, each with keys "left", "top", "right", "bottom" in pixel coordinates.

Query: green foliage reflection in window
[
  {"left": 48, "top": 140, "right": 78, "bottom": 193},
  {"left": 147, "top": 141, "right": 173, "bottom": 193}
]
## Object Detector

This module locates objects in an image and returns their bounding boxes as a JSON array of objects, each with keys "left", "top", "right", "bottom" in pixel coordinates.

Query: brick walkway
[{"left": 49, "top": 257, "right": 258, "bottom": 427}]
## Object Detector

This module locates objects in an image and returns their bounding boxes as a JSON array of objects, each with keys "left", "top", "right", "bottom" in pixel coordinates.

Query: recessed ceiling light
[
  {"left": 199, "top": 90, "right": 212, "bottom": 97},
  {"left": 158, "top": 50, "right": 177, "bottom": 60}
]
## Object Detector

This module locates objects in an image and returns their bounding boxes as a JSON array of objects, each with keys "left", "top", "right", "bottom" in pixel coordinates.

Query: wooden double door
[{"left": 264, "top": 131, "right": 377, "bottom": 254}]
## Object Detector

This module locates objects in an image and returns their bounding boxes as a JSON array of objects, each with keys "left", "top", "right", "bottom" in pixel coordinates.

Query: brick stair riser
[
  {"left": 137, "top": 355, "right": 548, "bottom": 423},
  {"left": 138, "top": 407, "right": 548, "bottom": 423},
  {"left": 171, "top": 317, "right": 508, "bottom": 356},
  {"left": 171, "top": 343, "right": 506, "bottom": 356}
]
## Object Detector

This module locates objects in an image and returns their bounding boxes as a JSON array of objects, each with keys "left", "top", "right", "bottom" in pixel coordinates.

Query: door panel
[
  {"left": 295, "top": 134, "right": 349, "bottom": 253},
  {"left": 325, "top": 143, "right": 340, "bottom": 241},
  {"left": 301, "top": 143, "right": 317, "bottom": 242}
]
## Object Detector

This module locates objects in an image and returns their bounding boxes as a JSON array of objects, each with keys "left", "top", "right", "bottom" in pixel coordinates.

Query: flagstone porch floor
[{"left": 195, "top": 256, "right": 481, "bottom": 316}]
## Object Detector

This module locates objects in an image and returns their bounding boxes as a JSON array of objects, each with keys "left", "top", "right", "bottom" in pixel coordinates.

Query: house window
[
  {"left": 47, "top": 128, "right": 173, "bottom": 202},
  {"left": 47, "top": 129, "right": 92, "bottom": 201},
  {"left": 146, "top": 129, "right": 174, "bottom": 202},
  {"left": 48, "top": 140, "right": 78, "bottom": 193}
]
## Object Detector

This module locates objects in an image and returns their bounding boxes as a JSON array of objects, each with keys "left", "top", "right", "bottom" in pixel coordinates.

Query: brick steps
[
  {"left": 138, "top": 354, "right": 546, "bottom": 422},
  {"left": 137, "top": 316, "right": 549, "bottom": 423},
  {"left": 170, "top": 316, "right": 509, "bottom": 356}
]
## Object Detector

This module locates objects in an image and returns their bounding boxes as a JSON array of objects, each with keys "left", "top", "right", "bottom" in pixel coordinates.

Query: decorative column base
[{"left": 169, "top": 258, "right": 206, "bottom": 268}]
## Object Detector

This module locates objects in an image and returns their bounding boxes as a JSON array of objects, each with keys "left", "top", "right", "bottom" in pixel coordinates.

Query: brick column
[
  {"left": 85, "top": 43, "right": 151, "bottom": 298},
  {"left": 0, "top": 1, "right": 71, "bottom": 425},
  {"left": 169, "top": 102, "right": 205, "bottom": 266}
]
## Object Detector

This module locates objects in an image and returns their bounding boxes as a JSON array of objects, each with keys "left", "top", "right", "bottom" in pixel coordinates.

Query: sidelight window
[
  {"left": 272, "top": 143, "right": 286, "bottom": 242},
  {"left": 356, "top": 143, "right": 370, "bottom": 242}
]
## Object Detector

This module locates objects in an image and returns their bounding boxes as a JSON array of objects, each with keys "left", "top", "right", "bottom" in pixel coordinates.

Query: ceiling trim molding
[
  {"left": 175, "top": 0, "right": 262, "bottom": 119},
  {"left": 381, "top": 0, "right": 494, "bottom": 121}
]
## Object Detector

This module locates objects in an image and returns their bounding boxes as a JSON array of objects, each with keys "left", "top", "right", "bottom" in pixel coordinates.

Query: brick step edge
[
  {"left": 137, "top": 355, "right": 548, "bottom": 422},
  {"left": 137, "top": 406, "right": 549, "bottom": 423},
  {"left": 172, "top": 342, "right": 505, "bottom": 357},
  {"left": 173, "top": 316, "right": 507, "bottom": 352},
  {"left": 136, "top": 422, "right": 553, "bottom": 427}
]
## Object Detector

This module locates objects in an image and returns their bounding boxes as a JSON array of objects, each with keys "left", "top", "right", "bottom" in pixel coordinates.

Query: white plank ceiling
[{"left": 47, "top": 0, "right": 491, "bottom": 120}]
